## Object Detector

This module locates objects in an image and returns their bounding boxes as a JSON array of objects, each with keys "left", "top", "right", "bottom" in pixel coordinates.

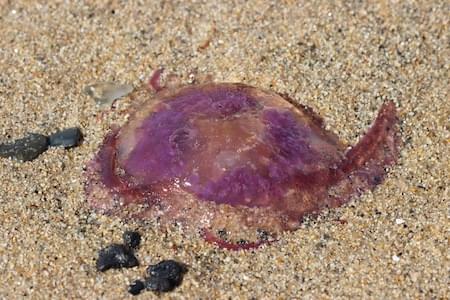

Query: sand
[{"left": 0, "top": 0, "right": 448, "bottom": 299}]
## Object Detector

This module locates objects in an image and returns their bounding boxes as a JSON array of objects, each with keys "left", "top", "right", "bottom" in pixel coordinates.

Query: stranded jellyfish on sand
[{"left": 85, "top": 71, "right": 400, "bottom": 250}]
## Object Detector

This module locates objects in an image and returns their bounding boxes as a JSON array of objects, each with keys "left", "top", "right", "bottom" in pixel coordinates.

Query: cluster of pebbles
[
  {"left": 96, "top": 231, "right": 187, "bottom": 296},
  {"left": 0, "top": 81, "right": 132, "bottom": 162},
  {"left": 0, "top": 127, "right": 83, "bottom": 161},
  {"left": 2, "top": 82, "right": 185, "bottom": 296},
  {"left": 84, "top": 83, "right": 187, "bottom": 296}
]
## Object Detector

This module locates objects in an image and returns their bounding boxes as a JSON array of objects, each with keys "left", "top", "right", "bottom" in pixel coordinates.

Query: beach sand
[{"left": 0, "top": 1, "right": 448, "bottom": 299}]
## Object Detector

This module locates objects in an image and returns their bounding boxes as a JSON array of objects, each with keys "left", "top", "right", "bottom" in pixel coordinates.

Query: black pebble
[
  {"left": 0, "top": 133, "right": 48, "bottom": 162},
  {"left": 122, "top": 231, "right": 141, "bottom": 249},
  {"left": 49, "top": 127, "right": 82, "bottom": 148},
  {"left": 256, "top": 229, "right": 269, "bottom": 241},
  {"left": 145, "top": 260, "right": 186, "bottom": 292},
  {"left": 96, "top": 244, "right": 139, "bottom": 272},
  {"left": 128, "top": 280, "right": 145, "bottom": 296}
]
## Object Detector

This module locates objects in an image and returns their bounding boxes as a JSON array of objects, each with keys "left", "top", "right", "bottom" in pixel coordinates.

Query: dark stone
[
  {"left": 217, "top": 229, "right": 228, "bottom": 239},
  {"left": 128, "top": 280, "right": 145, "bottom": 296},
  {"left": 122, "top": 231, "right": 141, "bottom": 249},
  {"left": 145, "top": 260, "right": 186, "bottom": 292},
  {"left": 0, "top": 133, "right": 48, "bottom": 161},
  {"left": 96, "top": 244, "right": 139, "bottom": 272},
  {"left": 256, "top": 229, "right": 269, "bottom": 241},
  {"left": 49, "top": 127, "right": 82, "bottom": 148}
]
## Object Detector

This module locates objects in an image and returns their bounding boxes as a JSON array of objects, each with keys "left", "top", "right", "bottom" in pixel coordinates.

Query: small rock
[
  {"left": 84, "top": 82, "right": 133, "bottom": 107},
  {"left": 49, "top": 127, "right": 83, "bottom": 149},
  {"left": 395, "top": 218, "right": 405, "bottom": 225},
  {"left": 145, "top": 260, "right": 186, "bottom": 292},
  {"left": 128, "top": 280, "right": 145, "bottom": 296},
  {"left": 122, "top": 231, "right": 141, "bottom": 249},
  {"left": 0, "top": 133, "right": 48, "bottom": 162},
  {"left": 256, "top": 229, "right": 269, "bottom": 241},
  {"left": 96, "top": 244, "right": 139, "bottom": 272}
]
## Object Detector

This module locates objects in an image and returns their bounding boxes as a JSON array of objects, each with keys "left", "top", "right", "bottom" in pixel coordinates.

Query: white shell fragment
[
  {"left": 84, "top": 82, "right": 134, "bottom": 107},
  {"left": 395, "top": 218, "right": 405, "bottom": 225}
]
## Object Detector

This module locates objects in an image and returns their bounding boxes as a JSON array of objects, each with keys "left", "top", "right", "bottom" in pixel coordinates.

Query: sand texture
[{"left": 0, "top": 1, "right": 448, "bottom": 299}]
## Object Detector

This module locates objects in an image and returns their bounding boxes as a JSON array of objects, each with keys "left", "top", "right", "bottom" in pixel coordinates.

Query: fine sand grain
[{"left": 0, "top": 1, "right": 448, "bottom": 299}]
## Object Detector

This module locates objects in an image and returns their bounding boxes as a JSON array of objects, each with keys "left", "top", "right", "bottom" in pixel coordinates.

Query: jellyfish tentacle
[
  {"left": 340, "top": 101, "right": 399, "bottom": 174},
  {"left": 148, "top": 68, "right": 165, "bottom": 92},
  {"left": 326, "top": 101, "right": 400, "bottom": 207}
]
